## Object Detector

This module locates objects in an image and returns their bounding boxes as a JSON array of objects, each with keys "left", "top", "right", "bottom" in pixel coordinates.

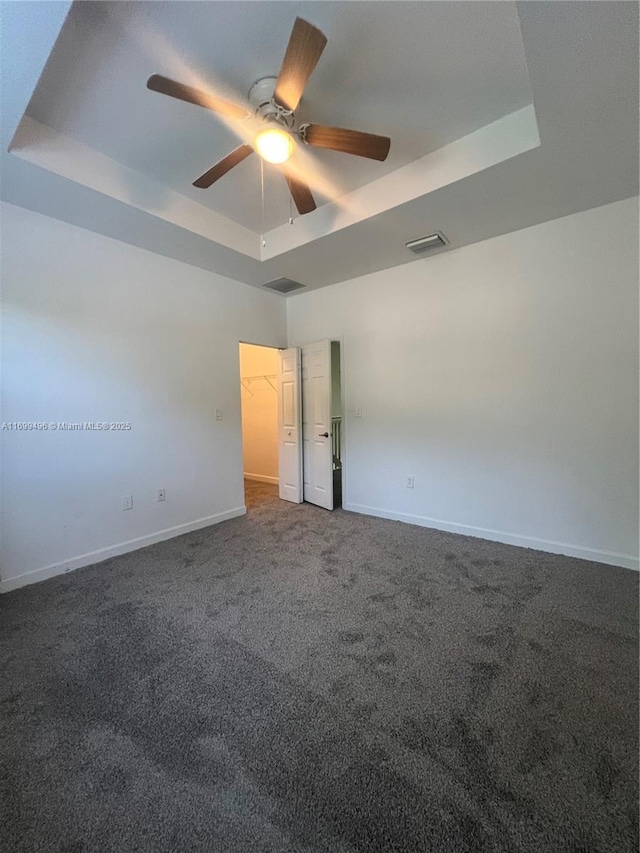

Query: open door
[
  {"left": 277, "top": 347, "right": 303, "bottom": 503},
  {"left": 302, "top": 339, "right": 333, "bottom": 510}
]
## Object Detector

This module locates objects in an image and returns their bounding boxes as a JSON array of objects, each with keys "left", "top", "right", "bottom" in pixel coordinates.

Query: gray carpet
[{"left": 1, "top": 480, "right": 638, "bottom": 852}]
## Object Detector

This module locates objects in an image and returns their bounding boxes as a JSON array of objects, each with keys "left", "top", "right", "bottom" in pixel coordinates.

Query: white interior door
[
  {"left": 302, "top": 339, "right": 333, "bottom": 510},
  {"left": 277, "top": 347, "right": 303, "bottom": 503}
]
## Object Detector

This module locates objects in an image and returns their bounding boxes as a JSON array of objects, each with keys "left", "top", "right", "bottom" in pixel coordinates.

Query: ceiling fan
[{"left": 146, "top": 17, "right": 391, "bottom": 216}]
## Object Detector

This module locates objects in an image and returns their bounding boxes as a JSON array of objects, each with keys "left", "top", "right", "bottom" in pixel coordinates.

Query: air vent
[
  {"left": 405, "top": 232, "right": 448, "bottom": 256},
  {"left": 262, "top": 277, "right": 306, "bottom": 294}
]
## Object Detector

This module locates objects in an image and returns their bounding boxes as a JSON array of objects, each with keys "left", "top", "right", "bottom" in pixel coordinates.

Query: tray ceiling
[
  {"left": 25, "top": 1, "right": 533, "bottom": 232},
  {"left": 1, "top": 2, "right": 637, "bottom": 294}
]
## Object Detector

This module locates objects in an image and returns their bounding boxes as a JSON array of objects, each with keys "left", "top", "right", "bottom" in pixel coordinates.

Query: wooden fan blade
[
  {"left": 274, "top": 18, "right": 327, "bottom": 112},
  {"left": 193, "top": 145, "right": 254, "bottom": 188},
  {"left": 147, "top": 74, "right": 248, "bottom": 120},
  {"left": 302, "top": 124, "right": 391, "bottom": 161},
  {"left": 284, "top": 171, "right": 317, "bottom": 215}
]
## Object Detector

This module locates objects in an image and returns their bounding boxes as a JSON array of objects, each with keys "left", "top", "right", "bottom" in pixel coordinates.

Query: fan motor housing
[{"left": 248, "top": 77, "right": 295, "bottom": 127}]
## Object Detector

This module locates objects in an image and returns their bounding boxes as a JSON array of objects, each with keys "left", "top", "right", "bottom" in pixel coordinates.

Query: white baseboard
[
  {"left": 342, "top": 502, "right": 639, "bottom": 572},
  {"left": 0, "top": 506, "right": 247, "bottom": 594},
  {"left": 244, "top": 473, "right": 279, "bottom": 485}
]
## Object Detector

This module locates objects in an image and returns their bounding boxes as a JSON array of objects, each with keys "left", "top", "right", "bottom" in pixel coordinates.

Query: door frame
[
  {"left": 340, "top": 336, "right": 347, "bottom": 508},
  {"left": 237, "top": 339, "right": 284, "bottom": 504},
  {"left": 331, "top": 336, "right": 347, "bottom": 509}
]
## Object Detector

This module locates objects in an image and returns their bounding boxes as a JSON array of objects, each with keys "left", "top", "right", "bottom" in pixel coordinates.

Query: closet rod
[{"left": 240, "top": 374, "right": 277, "bottom": 393}]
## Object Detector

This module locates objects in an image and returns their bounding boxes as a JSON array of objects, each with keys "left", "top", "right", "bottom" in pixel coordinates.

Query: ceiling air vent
[
  {"left": 263, "top": 277, "right": 306, "bottom": 294},
  {"left": 405, "top": 232, "right": 448, "bottom": 256}
]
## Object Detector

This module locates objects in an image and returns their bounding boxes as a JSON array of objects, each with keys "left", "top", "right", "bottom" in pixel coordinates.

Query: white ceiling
[
  {"left": 25, "top": 1, "right": 533, "bottom": 232},
  {"left": 1, "top": 1, "right": 638, "bottom": 294}
]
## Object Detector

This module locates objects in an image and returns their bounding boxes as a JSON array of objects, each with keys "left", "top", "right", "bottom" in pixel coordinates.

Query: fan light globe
[{"left": 255, "top": 128, "right": 293, "bottom": 164}]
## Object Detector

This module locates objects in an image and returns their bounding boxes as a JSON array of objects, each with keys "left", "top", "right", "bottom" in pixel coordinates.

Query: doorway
[
  {"left": 239, "top": 339, "right": 343, "bottom": 513},
  {"left": 239, "top": 342, "right": 280, "bottom": 510}
]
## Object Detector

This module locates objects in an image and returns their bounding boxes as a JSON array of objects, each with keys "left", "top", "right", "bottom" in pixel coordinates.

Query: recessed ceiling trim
[
  {"left": 10, "top": 103, "right": 539, "bottom": 267},
  {"left": 260, "top": 104, "right": 540, "bottom": 260},
  {"left": 9, "top": 116, "right": 262, "bottom": 260}
]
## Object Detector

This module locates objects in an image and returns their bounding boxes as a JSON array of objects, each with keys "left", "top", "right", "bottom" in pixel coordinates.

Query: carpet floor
[{"left": 1, "top": 481, "right": 638, "bottom": 852}]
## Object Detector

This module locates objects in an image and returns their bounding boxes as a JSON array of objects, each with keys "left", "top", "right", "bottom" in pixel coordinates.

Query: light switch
[{"left": 215, "top": 409, "right": 222, "bottom": 420}]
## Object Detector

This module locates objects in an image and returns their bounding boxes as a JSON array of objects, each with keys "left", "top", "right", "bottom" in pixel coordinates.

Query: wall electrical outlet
[
  {"left": 157, "top": 489, "right": 166, "bottom": 502},
  {"left": 122, "top": 494, "right": 133, "bottom": 510},
  {"left": 406, "top": 476, "right": 414, "bottom": 489}
]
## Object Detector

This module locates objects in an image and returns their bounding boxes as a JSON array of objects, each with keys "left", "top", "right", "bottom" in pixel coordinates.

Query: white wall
[
  {"left": 0, "top": 202, "right": 287, "bottom": 590},
  {"left": 2, "top": 197, "right": 637, "bottom": 590},
  {"left": 288, "top": 197, "right": 639, "bottom": 570},
  {"left": 239, "top": 343, "right": 279, "bottom": 483}
]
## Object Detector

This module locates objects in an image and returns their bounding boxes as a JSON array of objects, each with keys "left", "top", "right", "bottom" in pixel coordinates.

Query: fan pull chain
[
  {"left": 289, "top": 189, "right": 293, "bottom": 225},
  {"left": 260, "top": 158, "right": 266, "bottom": 248}
]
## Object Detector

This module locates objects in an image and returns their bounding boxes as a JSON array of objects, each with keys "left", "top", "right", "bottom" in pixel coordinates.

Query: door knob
[{"left": 319, "top": 432, "right": 329, "bottom": 437}]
